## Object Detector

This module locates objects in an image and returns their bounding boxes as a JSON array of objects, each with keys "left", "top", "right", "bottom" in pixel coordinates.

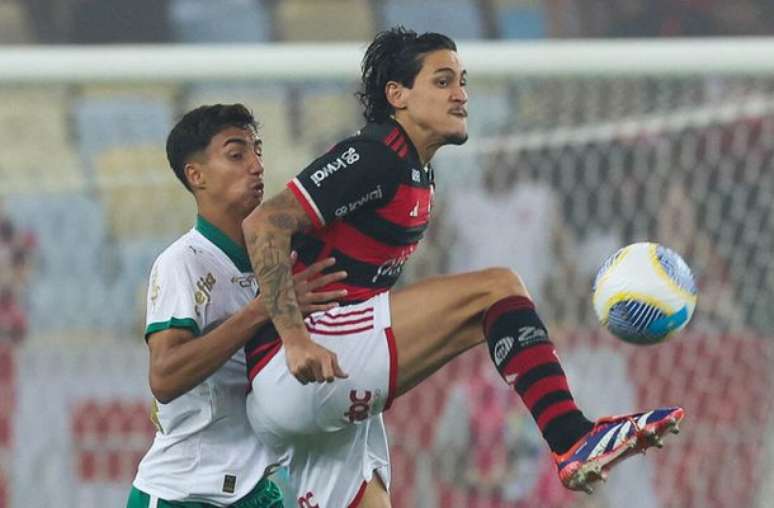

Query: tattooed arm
[{"left": 242, "top": 189, "right": 348, "bottom": 384}]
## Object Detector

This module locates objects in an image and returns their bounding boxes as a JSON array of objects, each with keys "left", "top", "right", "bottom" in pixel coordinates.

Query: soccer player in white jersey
[
  {"left": 126, "top": 104, "right": 347, "bottom": 508},
  {"left": 242, "top": 27, "right": 686, "bottom": 507}
]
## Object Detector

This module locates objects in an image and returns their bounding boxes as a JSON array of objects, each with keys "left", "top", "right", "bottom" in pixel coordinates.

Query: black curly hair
[
  {"left": 166, "top": 103, "right": 257, "bottom": 192},
  {"left": 357, "top": 26, "right": 457, "bottom": 123}
]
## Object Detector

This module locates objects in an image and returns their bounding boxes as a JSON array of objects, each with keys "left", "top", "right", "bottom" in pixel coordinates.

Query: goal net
[{"left": 0, "top": 41, "right": 771, "bottom": 508}]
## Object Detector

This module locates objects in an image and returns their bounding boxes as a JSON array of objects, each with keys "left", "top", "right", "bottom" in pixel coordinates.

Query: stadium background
[{"left": 0, "top": 1, "right": 773, "bottom": 507}]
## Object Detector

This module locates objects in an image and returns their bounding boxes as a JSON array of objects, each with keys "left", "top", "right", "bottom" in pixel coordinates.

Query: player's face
[
  {"left": 199, "top": 126, "right": 264, "bottom": 216},
  {"left": 404, "top": 49, "right": 468, "bottom": 145}
]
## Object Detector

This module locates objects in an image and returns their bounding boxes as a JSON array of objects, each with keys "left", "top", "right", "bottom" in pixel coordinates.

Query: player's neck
[
  {"left": 196, "top": 206, "right": 246, "bottom": 248},
  {"left": 393, "top": 117, "right": 438, "bottom": 166}
]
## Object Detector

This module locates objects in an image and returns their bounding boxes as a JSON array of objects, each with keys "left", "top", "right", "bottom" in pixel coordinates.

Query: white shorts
[{"left": 246, "top": 292, "right": 396, "bottom": 507}]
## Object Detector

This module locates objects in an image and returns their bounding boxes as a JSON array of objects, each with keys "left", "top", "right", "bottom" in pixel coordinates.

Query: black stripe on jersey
[
  {"left": 346, "top": 212, "right": 428, "bottom": 246},
  {"left": 291, "top": 234, "right": 325, "bottom": 267},
  {"left": 289, "top": 233, "right": 406, "bottom": 289},
  {"left": 245, "top": 325, "right": 279, "bottom": 374},
  {"left": 327, "top": 248, "right": 398, "bottom": 289}
]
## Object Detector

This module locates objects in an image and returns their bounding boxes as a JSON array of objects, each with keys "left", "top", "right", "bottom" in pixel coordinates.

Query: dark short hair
[
  {"left": 166, "top": 103, "right": 257, "bottom": 192},
  {"left": 357, "top": 26, "right": 457, "bottom": 123}
]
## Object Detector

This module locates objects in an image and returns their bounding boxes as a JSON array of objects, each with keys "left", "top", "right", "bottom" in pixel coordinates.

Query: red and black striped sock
[{"left": 484, "top": 295, "right": 593, "bottom": 454}]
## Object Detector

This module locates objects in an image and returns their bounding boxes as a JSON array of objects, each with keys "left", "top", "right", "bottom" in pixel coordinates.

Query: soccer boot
[{"left": 553, "top": 406, "right": 684, "bottom": 494}]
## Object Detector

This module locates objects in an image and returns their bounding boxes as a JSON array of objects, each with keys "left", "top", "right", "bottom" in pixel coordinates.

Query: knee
[{"left": 478, "top": 267, "right": 531, "bottom": 304}]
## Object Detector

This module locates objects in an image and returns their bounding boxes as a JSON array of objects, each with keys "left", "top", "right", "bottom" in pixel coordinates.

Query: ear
[
  {"left": 185, "top": 161, "right": 205, "bottom": 191},
  {"left": 385, "top": 80, "right": 408, "bottom": 111}
]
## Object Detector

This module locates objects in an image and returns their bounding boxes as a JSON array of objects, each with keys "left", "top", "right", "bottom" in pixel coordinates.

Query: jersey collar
[
  {"left": 388, "top": 118, "right": 422, "bottom": 165},
  {"left": 195, "top": 215, "right": 252, "bottom": 273}
]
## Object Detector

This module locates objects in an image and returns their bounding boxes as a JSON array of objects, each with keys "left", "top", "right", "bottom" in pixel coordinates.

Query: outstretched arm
[
  {"left": 242, "top": 188, "right": 348, "bottom": 384},
  {"left": 148, "top": 256, "right": 346, "bottom": 402}
]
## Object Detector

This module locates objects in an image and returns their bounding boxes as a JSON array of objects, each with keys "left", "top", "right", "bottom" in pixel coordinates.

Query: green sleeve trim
[{"left": 145, "top": 317, "right": 201, "bottom": 340}]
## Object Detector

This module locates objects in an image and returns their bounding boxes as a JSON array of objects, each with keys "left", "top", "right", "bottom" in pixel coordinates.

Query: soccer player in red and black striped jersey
[{"left": 243, "top": 27, "right": 685, "bottom": 506}]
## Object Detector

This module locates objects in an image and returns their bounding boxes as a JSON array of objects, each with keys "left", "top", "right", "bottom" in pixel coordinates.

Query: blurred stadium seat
[
  {"left": 169, "top": 0, "right": 272, "bottom": 43},
  {"left": 93, "top": 146, "right": 194, "bottom": 239},
  {"left": 72, "top": 92, "right": 174, "bottom": 174},
  {"left": 0, "top": 88, "right": 83, "bottom": 193},
  {"left": 0, "top": 1, "right": 32, "bottom": 43},
  {"left": 494, "top": 0, "right": 547, "bottom": 38},
  {"left": 4, "top": 194, "right": 107, "bottom": 333},
  {"left": 275, "top": 0, "right": 375, "bottom": 41},
  {"left": 298, "top": 84, "right": 361, "bottom": 151},
  {"left": 378, "top": 0, "right": 484, "bottom": 39}
]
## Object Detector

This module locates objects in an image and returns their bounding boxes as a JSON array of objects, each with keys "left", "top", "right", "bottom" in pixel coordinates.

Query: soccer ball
[{"left": 592, "top": 242, "right": 698, "bottom": 345}]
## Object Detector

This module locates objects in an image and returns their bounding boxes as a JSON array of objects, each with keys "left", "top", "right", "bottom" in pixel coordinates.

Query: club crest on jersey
[{"left": 310, "top": 146, "right": 360, "bottom": 187}]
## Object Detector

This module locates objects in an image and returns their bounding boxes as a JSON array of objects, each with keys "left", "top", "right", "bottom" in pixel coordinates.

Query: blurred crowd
[
  {"left": 3, "top": 0, "right": 774, "bottom": 45},
  {"left": 0, "top": 203, "right": 34, "bottom": 343}
]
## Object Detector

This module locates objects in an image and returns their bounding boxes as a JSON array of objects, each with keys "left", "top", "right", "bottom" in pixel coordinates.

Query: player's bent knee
[{"left": 478, "top": 267, "right": 531, "bottom": 303}]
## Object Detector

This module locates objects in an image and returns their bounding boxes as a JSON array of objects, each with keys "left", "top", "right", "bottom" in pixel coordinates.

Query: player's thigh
[
  {"left": 248, "top": 297, "right": 393, "bottom": 437},
  {"left": 390, "top": 268, "right": 529, "bottom": 396},
  {"left": 359, "top": 475, "right": 391, "bottom": 508}
]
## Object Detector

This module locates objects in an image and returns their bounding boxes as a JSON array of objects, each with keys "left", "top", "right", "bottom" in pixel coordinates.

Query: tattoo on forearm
[
  {"left": 269, "top": 213, "right": 297, "bottom": 230},
  {"left": 245, "top": 190, "right": 314, "bottom": 333},
  {"left": 247, "top": 230, "right": 303, "bottom": 331}
]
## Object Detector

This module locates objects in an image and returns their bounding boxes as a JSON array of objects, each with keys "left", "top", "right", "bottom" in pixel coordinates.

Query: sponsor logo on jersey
[
  {"left": 371, "top": 248, "right": 414, "bottom": 283},
  {"left": 517, "top": 326, "right": 547, "bottom": 345},
  {"left": 334, "top": 185, "right": 383, "bottom": 217},
  {"left": 194, "top": 272, "right": 216, "bottom": 306},
  {"left": 310, "top": 146, "right": 360, "bottom": 187},
  {"left": 493, "top": 336, "right": 515, "bottom": 366}
]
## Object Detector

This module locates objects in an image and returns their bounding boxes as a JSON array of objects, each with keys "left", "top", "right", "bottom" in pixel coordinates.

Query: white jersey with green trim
[{"left": 132, "top": 217, "right": 275, "bottom": 505}]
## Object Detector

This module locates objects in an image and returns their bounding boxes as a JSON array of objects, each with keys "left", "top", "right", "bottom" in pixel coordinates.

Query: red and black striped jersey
[
  {"left": 246, "top": 119, "right": 434, "bottom": 380},
  {"left": 288, "top": 120, "right": 434, "bottom": 300}
]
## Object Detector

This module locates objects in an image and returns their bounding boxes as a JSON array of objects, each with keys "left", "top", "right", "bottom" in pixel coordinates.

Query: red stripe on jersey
[
  {"left": 383, "top": 128, "right": 400, "bottom": 146},
  {"left": 348, "top": 481, "right": 368, "bottom": 508},
  {"left": 311, "top": 315, "right": 373, "bottom": 327},
  {"left": 384, "top": 327, "right": 398, "bottom": 411},
  {"left": 391, "top": 135, "right": 405, "bottom": 153},
  {"left": 291, "top": 260, "right": 307, "bottom": 276},
  {"left": 246, "top": 340, "right": 280, "bottom": 360},
  {"left": 397, "top": 144, "right": 408, "bottom": 159},
  {"left": 306, "top": 324, "right": 373, "bottom": 336},
  {"left": 287, "top": 179, "right": 324, "bottom": 228},
  {"left": 247, "top": 340, "right": 281, "bottom": 381},
  {"left": 329, "top": 221, "right": 416, "bottom": 264},
  {"left": 307, "top": 281, "right": 385, "bottom": 303},
  {"left": 375, "top": 184, "right": 432, "bottom": 228}
]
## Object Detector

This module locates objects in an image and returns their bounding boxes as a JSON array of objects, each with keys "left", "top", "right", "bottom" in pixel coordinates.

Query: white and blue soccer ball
[{"left": 592, "top": 242, "right": 698, "bottom": 345}]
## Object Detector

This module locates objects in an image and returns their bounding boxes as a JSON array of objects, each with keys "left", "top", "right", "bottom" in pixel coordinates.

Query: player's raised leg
[{"left": 388, "top": 267, "right": 685, "bottom": 493}]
